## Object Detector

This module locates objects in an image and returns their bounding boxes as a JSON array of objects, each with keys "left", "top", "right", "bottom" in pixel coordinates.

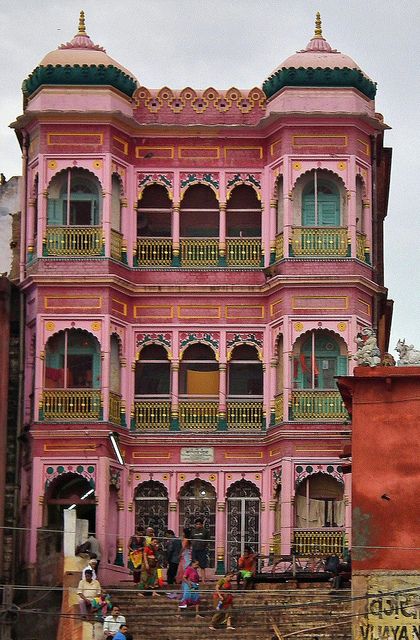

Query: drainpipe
[{"left": 370, "top": 134, "right": 379, "bottom": 333}]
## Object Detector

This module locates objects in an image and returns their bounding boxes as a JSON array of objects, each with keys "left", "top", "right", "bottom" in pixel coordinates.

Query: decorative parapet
[
  {"left": 137, "top": 173, "right": 173, "bottom": 200},
  {"left": 295, "top": 463, "right": 344, "bottom": 488},
  {"left": 226, "top": 173, "right": 261, "bottom": 199},
  {"left": 226, "top": 332, "right": 263, "bottom": 360}
]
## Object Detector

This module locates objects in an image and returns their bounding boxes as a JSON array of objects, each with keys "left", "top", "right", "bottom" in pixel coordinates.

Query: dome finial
[
  {"left": 313, "top": 11, "right": 324, "bottom": 39},
  {"left": 78, "top": 10, "right": 86, "bottom": 35}
]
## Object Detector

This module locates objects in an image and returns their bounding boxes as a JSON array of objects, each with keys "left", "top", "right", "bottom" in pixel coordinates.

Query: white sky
[{"left": 0, "top": 0, "right": 419, "bottom": 355}]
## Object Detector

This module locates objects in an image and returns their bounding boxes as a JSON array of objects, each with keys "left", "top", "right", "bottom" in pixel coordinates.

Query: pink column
[
  {"left": 36, "top": 158, "right": 46, "bottom": 258},
  {"left": 27, "top": 197, "right": 36, "bottom": 260},
  {"left": 260, "top": 467, "right": 273, "bottom": 561},
  {"left": 270, "top": 359, "right": 277, "bottom": 426},
  {"left": 348, "top": 157, "right": 357, "bottom": 258},
  {"left": 28, "top": 458, "right": 44, "bottom": 565},
  {"left": 172, "top": 203, "right": 180, "bottom": 265},
  {"left": 280, "top": 458, "right": 294, "bottom": 555},
  {"left": 102, "top": 319, "right": 110, "bottom": 422},
  {"left": 344, "top": 472, "right": 352, "bottom": 548},
  {"left": 283, "top": 318, "right": 291, "bottom": 419},
  {"left": 35, "top": 324, "right": 45, "bottom": 422},
  {"left": 95, "top": 457, "right": 109, "bottom": 562},
  {"left": 218, "top": 363, "right": 227, "bottom": 430},
  {"left": 283, "top": 161, "right": 292, "bottom": 258},
  {"left": 102, "top": 155, "right": 112, "bottom": 258},
  {"left": 171, "top": 360, "right": 180, "bottom": 430},
  {"left": 215, "top": 474, "right": 226, "bottom": 574},
  {"left": 126, "top": 165, "right": 135, "bottom": 267},
  {"left": 269, "top": 198, "right": 277, "bottom": 263},
  {"left": 219, "top": 202, "right": 226, "bottom": 265},
  {"left": 116, "top": 465, "right": 128, "bottom": 565},
  {"left": 168, "top": 471, "right": 178, "bottom": 532}
]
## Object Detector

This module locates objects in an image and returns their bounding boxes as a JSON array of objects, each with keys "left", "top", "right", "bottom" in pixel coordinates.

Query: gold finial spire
[
  {"left": 78, "top": 10, "right": 86, "bottom": 34},
  {"left": 314, "top": 11, "right": 323, "bottom": 38}
]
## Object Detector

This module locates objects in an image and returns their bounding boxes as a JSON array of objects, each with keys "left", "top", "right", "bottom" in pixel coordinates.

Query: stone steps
[{"left": 107, "top": 586, "right": 352, "bottom": 639}]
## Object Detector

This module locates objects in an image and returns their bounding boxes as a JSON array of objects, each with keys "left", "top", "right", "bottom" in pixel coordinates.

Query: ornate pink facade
[{"left": 13, "top": 12, "right": 392, "bottom": 581}]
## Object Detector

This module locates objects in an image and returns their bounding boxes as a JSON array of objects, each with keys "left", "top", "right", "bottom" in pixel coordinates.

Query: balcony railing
[
  {"left": 226, "top": 239, "right": 262, "bottom": 267},
  {"left": 291, "top": 227, "right": 348, "bottom": 257},
  {"left": 356, "top": 232, "right": 370, "bottom": 263},
  {"left": 41, "top": 390, "right": 102, "bottom": 420},
  {"left": 291, "top": 390, "right": 348, "bottom": 420},
  {"left": 274, "top": 393, "right": 283, "bottom": 423},
  {"left": 227, "top": 400, "right": 263, "bottom": 429},
  {"left": 180, "top": 238, "right": 219, "bottom": 267},
  {"left": 133, "top": 400, "right": 171, "bottom": 430},
  {"left": 44, "top": 226, "right": 103, "bottom": 257},
  {"left": 179, "top": 400, "right": 218, "bottom": 430},
  {"left": 293, "top": 529, "right": 346, "bottom": 556},
  {"left": 137, "top": 238, "right": 172, "bottom": 266},
  {"left": 110, "top": 229, "right": 123, "bottom": 261},
  {"left": 275, "top": 233, "right": 284, "bottom": 260},
  {"left": 109, "top": 392, "right": 122, "bottom": 425}
]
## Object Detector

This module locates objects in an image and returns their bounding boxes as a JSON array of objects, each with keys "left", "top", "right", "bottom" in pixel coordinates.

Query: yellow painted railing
[
  {"left": 356, "top": 232, "right": 370, "bottom": 262},
  {"left": 274, "top": 394, "right": 283, "bottom": 422},
  {"left": 42, "top": 390, "right": 102, "bottom": 420},
  {"left": 291, "top": 227, "right": 348, "bottom": 256},
  {"left": 275, "top": 233, "right": 284, "bottom": 260},
  {"left": 291, "top": 390, "right": 347, "bottom": 420},
  {"left": 226, "top": 239, "right": 262, "bottom": 266},
  {"left": 272, "top": 531, "right": 281, "bottom": 556},
  {"left": 44, "top": 226, "right": 103, "bottom": 256},
  {"left": 227, "top": 401, "right": 263, "bottom": 429},
  {"left": 133, "top": 401, "right": 171, "bottom": 430},
  {"left": 293, "top": 530, "right": 345, "bottom": 556},
  {"left": 137, "top": 238, "right": 172, "bottom": 266},
  {"left": 110, "top": 229, "right": 123, "bottom": 261},
  {"left": 109, "top": 392, "right": 122, "bottom": 425},
  {"left": 179, "top": 401, "right": 218, "bottom": 430},
  {"left": 180, "top": 239, "right": 219, "bottom": 267}
]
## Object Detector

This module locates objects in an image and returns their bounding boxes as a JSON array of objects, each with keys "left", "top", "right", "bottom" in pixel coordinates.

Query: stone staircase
[{"left": 107, "top": 583, "right": 352, "bottom": 640}]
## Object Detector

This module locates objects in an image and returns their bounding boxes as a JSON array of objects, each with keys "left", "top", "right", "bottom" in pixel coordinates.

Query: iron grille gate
[
  {"left": 179, "top": 496, "right": 216, "bottom": 567},
  {"left": 135, "top": 496, "right": 169, "bottom": 539},
  {"left": 227, "top": 497, "right": 260, "bottom": 570}
]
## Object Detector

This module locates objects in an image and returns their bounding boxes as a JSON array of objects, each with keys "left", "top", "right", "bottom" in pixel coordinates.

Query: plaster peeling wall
[{"left": 0, "top": 176, "right": 21, "bottom": 276}]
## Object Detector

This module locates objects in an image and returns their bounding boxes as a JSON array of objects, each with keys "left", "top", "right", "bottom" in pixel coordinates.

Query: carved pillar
[
  {"left": 218, "top": 363, "right": 227, "bottom": 430},
  {"left": 28, "top": 459, "right": 44, "bottom": 565},
  {"left": 215, "top": 501, "right": 226, "bottom": 574},
  {"left": 27, "top": 197, "right": 36, "bottom": 262},
  {"left": 344, "top": 472, "right": 352, "bottom": 548},
  {"left": 218, "top": 202, "right": 227, "bottom": 266},
  {"left": 170, "top": 361, "right": 180, "bottom": 430},
  {"left": 102, "top": 155, "right": 113, "bottom": 258},
  {"left": 280, "top": 458, "right": 294, "bottom": 555},
  {"left": 171, "top": 203, "right": 180, "bottom": 266},
  {"left": 348, "top": 158, "right": 357, "bottom": 258},
  {"left": 269, "top": 198, "right": 277, "bottom": 264},
  {"left": 283, "top": 161, "right": 292, "bottom": 258},
  {"left": 270, "top": 358, "right": 277, "bottom": 426}
]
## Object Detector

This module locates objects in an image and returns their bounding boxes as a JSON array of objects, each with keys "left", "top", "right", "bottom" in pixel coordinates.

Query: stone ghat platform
[{"left": 107, "top": 582, "right": 352, "bottom": 640}]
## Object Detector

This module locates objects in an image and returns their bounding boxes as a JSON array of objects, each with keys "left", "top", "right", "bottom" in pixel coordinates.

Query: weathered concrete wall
[{"left": 0, "top": 176, "right": 21, "bottom": 277}]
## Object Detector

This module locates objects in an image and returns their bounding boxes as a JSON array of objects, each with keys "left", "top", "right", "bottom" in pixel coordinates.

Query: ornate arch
[
  {"left": 136, "top": 332, "right": 172, "bottom": 360},
  {"left": 292, "top": 327, "right": 348, "bottom": 351},
  {"left": 226, "top": 173, "right": 262, "bottom": 201},
  {"left": 226, "top": 479, "right": 260, "bottom": 498},
  {"left": 112, "top": 171, "right": 125, "bottom": 198},
  {"left": 45, "top": 327, "right": 101, "bottom": 350},
  {"left": 135, "top": 479, "right": 168, "bottom": 498},
  {"left": 291, "top": 167, "right": 347, "bottom": 192},
  {"left": 111, "top": 331, "right": 123, "bottom": 359},
  {"left": 272, "top": 330, "right": 283, "bottom": 362},
  {"left": 295, "top": 464, "right": 344, "bottom": 489},
  {"left": 178, "top": 478, "right": 216, "bottom": 498},
  {"left": 44, "top": 464, "right": 96, "bottom": 490},
  {"left": 226, "top": 332, "right": 263, "bottom": 361},
  {"left": 137, "top": 173, "right": 173, "bottom": 201},
  {"left": 179, "top": 173, "right": 220, "bottom": 201},
  {"left": 179, "top": 332, "right": 219, "bottom": 360},
  {"left": 46, "top": 165, "right": 104, "bottom": 191}
]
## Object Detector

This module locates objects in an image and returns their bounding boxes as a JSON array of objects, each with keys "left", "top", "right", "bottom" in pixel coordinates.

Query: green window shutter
[
  {"left": 92, "top": 351, "right": 101, "bottom": 389},
  {"left": 47, "top": 198, "right": 64, "bottom": 225},
  {"left": 302, "top": 195, "right": 315, "bottom": 226},
  {"left": 318, "top": 194, "right": 340, "bottom": 226},
  {"left": 337, "top": 355, "right": 348, "bottom": 376}
]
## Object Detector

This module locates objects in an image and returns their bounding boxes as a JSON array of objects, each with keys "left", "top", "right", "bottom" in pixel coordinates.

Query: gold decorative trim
[
  {"left": 135, "top": 146, "right": 174, "bottom": 159},
  {"left": 225, "top": 305, "right": 265, "bottom": 319},
  {"left": 112, "top": 136, "right": 129, "bottom": 156},
  {"left": 44, "top": 295, "right": 102, "bottom": 310},
  {"left": 45, "top": 321, "right": 56, "bottom": 332},
  {"left": 291, "top": 134, "right": 348, "bottom": 148},
  {"left": 224, "top": 452, "right": 263, "bottom": 459},
  {"left": 134, "top": 305, "right": 174, "bottom": 319},
  {"left": 47, "top": 132, "right": 104, "bottom": 146},
  {"left": 178, "top": 305, "right": 221, "bottom": 319},
  {"left": 292, "top": 296, "right": 349, "bottom": 310},
  {"left": 224, "top": 146, "right": 263, "bottom": 160},
  {"left": 132, "top": 452, "right": 171, "bottom": 459},
  {"left": 178, "top": 146, "right": 220, "bottom": 160}
]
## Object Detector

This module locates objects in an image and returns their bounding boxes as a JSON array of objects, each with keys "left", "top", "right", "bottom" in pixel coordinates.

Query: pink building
[{"left": 12, "top": 12, "right": 392, "bottom": 582}]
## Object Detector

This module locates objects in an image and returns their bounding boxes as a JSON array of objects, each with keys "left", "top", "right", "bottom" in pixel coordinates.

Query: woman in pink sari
[{"left": 175, "top": 528, "right": 192, "bottom": 584}]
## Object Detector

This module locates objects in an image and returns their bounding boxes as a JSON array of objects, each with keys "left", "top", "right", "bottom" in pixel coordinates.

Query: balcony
[
  {"left": 290, "top": 227, "right": 348, "bottom": 257},
  {"left": 356, "top": 232, "right": 370, "bottom": 263},
  {"left": 226, "top": 239, "right": 262, "bottom": 267},
  {"left": 179, "top": 400, "right": 218, "bottom": 430},
  {"left": 227, "top": 400, "right": 263, "bottom": 430},
  {"left": 136, "top": 238, "right": 172, "bottom": 266},
  {"left": 41, "top": 390, "right": 102, "bottom": 421},
  {"left": 44, "top": 226, "right": 103, "bottom": 257},
  {"left": 293, "top": 529, "right": 346, "bottom": 556},
  {"left": 133, "top": 400, "right": 171, "bottom": 430},
  {"left": 110, "top": 230, "right": 124, "bottom": 262},
  {"left": 109, "top": 392, "right": 123, "bottom": 425},
  {"left": 274, "top": 393, "right": 283, "bottom": 423},
  {"left": 275, "top": 233, "right": 284, "bottom": 260},
  {"left": 180, "top": 238, "right": 219, "bottom": 267},
  {"left": 290, "top": 390, "right": 348, "bottom": 420}
]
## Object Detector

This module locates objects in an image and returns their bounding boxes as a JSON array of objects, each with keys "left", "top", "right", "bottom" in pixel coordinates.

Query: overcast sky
[{"left": 0, "top": 0, "right": 419, "bottom": 355}]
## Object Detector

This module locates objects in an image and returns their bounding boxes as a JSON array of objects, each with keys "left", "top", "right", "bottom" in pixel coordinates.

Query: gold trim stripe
[{"left": 47, "top": 132, "right": 104, "bottom": 146}]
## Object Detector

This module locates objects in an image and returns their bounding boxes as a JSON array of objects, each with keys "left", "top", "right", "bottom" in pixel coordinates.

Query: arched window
[
  {"left": 228, "top": 344, "right": 263, "bottom": 397},
  {"left": 302, "top": 171, "right": 341, "bottom": 227},
  {"left": 47, "top": 168, "right": 101, "bottom": 226},
  {"left": 44, "top": 329, "right": 101, "bottom": 389},
  {"left": 181, "top": 184, "right": 219, "bottom": 237},
  {"left": 179, "top": 479, "right": 216, "bottom": 566},
  {"left": 295, "top": 473, "right": 344, "bottom": 529},
  {"left": 293, "top": 331, "right": 347, "bottom": 390},
  {"left": 111, "top": 174, "right": 123, "bottom": 232},
  {"left": 110, "top": 335, "right": 121, "bottom": 395},
  {"left": 226, "top": 480, "right": 260, "bottom": 570},
  {"left": 227, "top": 185, "right": 261, "bottom": 237},
  {"left": 46, "top": 473, "right": 96, "bottom": 535},
  {"left": 135, "top": 480, "right": 169, "bottom": 538},
  {"left": 180, "top": 343, "right": 219, "bottom": 397},
  {"left": 137, "top": 184, "right": 172, "bottom": 237},
  {"left": 135, "top": 344, "right": 170, "bottom": 396}
]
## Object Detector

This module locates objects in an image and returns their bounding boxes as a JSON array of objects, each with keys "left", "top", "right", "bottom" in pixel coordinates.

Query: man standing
[
  {"left": 190, "top": 518, "right": 210, "bottom": 583},
  {"left": 77, "top": 569, "right": 101, "bottom": 619},
  {"left": 103, "top": 605, "right": 126, "bottom": 638},
  {"left": 87, "top": 533, "right": 101, "bottom": 574},
  {"left": 113, "top": 624, "right": 129, "bottom": 640},
  {"left": 165, "top": 529, "right": 182, "bottom": 585}
]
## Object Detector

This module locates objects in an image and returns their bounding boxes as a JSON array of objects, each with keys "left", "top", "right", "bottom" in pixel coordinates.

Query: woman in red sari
[{"left": 127, "top": 527, "right": 145, "bottom": 584}]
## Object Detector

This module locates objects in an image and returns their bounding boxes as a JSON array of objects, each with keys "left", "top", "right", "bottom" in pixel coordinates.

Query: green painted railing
[
  {"left": 226, "top": 239, "right": 262, "bottom": 266},
  {"left": 180, "top": 239, "right": 219, "bottom": 267},
  {"left": 227, "top": 401, "right": 263, "bottom": 429},
  {"left": 179, "top": 401, "right": 218, "bottom": 430},
  {"left": 44, "top": 226, "right": 103, "bottom": 256},
  {"left": 133, "top": 400, "right": 171, "bottom": 430},
  {"left": 137, "top": 238, "right": 173, "bottom": 266},
  {"left": 291, "top": 390, "right": 347, "bottom": 420},
  {"left": 291, "top": 227, "right": 348, "bottom": 257}
]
